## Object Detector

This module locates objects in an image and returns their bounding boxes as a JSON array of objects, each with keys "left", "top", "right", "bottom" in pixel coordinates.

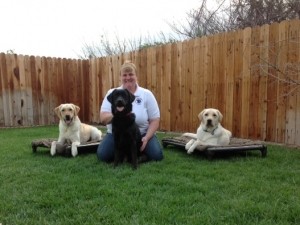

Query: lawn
[{"left": 0, "top": 126, "right": 299, "bottom": 225}]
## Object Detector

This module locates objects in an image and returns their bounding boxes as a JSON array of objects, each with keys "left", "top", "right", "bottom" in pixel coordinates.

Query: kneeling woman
[{"left": 97, "top": 60, "right": 164, "bottom": 163}]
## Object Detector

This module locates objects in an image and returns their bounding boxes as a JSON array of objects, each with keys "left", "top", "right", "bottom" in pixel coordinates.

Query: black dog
[{"left": 107, "top": 88, "right": 142, "bottom": 169}]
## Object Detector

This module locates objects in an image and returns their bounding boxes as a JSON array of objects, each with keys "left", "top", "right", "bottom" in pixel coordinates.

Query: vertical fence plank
[
  {"left": 258, "top": 24, "right": 269, "bottom": 141},
  {"left": 56, "top": 58, "right": 64, "bottom": 103},
  {"left": 155, "top": 44, "right": 171, "bottom": 131},
  {"left": 69, "top": 59, "right": 77, "bottom": 104},
  {"left": 76, "top": 59, "right": 83, "bottom": 119},
  {"left": 191, "top": 38, "right": 201, "bottom": 131},
  {"left": 17, "top": 55, "right": 28, "bottom": 126},
  {"left": 296, "top": 21, "right": 300, "bottom": 146},
  {"left": 159, "top": 44, "right": 171, "bottom": 131},
  {"left": 171, "top": 42, "right": 183, "bottom": 131},
  {"left": 0, "top": 53, "right": 4, "bottom": 126},
  {"left": 232, "top": 30, "right": 243, "bottom": 137},
  {"left": 89, "top": 58, "right": 98, "bottom": 123},
  {"left": 183, "top": 39, "right": 194, "bottom": 131},
  {"left": 240, "top": 28, "right": 251, "bottom": 138},
  {"left": 138, "top": 49, "right": 147, "bottom": 89},
  {"left": 151, "top": 47, "right": 158, "bottom": 99},
  {"left": 111, "top": 55, "right": 120, "bottom": 87},
  {"left": 23, "top": 55, "right": 34, "bottom": 126},
  {"left": 0, "top": 53, "right": 11, "bottom": 126},
  {"left": 200, "top": 37, "right": 210, "bottom": 109},
  {"left": 30, "top": 56, "right": 39, "bottom": 125},
  {"left": 155, "top": 46, "right": 162, "bottom": 127},
  {"left": 276, "top": 21, "right": 289, "bottom": 143},
  {"left": 146, "top": 48, "right": 153, "bottom": 92},
  {"left": 81, "top": 60, "right": 91, "bottom": 122},
  {"left": 44, "top": 57, "right": 50, "bottom": 124},
  {"left": 179, "top": 41, "right": 190, "bottom": 131},
  {"left": 249, "top": 26, "right": 261, "bottom": 139},
  {"left": 217, "top": 33, "right": 227, "bottom": 116},
  {"left": 8, "top": 54, "right": 22, "bottom": 126},
  {"left": 224, "top": 32, "right": 235, "bottom": 133},
  {"left": 48, "top": 57, "right": 57, "bottom": 124},
  {"left": 205, "top": 36, "right": 214, "bottom": 108},
  {"left": 39, "top": 57, "right": 47, "bottom": 125},
  {"left": 266, "top": 22, "right": 279, "bottom": 142},
  {"left": 212, "top": 33, "right": 222, "bottom": 110},
  {"left": 170, "top": 43, "right": 178, "bottom": 131},
  {"left": 285, "top": 20, "right": 299, "bottom": 144}
]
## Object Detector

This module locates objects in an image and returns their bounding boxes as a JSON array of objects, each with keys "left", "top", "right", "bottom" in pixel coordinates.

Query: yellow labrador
[
  {"left": 183, "top": 108, "right": 232, "bottom": 154},
  {"left": 50, "top": 103, "right": 102, "bottom": 157}
]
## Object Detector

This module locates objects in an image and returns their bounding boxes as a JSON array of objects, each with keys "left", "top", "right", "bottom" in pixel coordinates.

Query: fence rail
[{"left": 1, "top": 20, "right": 300, "bottom": 146}]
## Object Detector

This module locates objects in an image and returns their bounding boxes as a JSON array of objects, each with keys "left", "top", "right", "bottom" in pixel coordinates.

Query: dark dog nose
[
  {"left": 116, "top": 96, "right": 126, "bottom": 106},
  {"left": 207, "top": 119, "right": 212, "bottom": 126},
  {"left": 65, "top": 115, "right": 71, "bottom": 120}
]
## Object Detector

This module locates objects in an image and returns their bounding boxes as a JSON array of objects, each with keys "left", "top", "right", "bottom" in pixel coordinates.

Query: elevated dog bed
[
  {"left": 31, "top": 138, "right": 100, "bottom": 157},
  {"left": 161, "top": 135, "right": 267, "bottom": 159}
]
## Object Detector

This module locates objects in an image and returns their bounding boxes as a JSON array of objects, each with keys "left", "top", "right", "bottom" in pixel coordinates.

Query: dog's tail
[{"left": 182, "top": 132, "right": 197, "bottom": 139}]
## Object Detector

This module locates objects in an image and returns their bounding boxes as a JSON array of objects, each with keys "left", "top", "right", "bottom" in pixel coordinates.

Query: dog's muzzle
[
  {"left": 64, "top": 115, "right": 73, "bottom": 125},
  {"left": 115, "top": 98, "right": 126, "bottom": 112},
  {"left": 206, "top": 119, "right": 213, "bottom": 127}
]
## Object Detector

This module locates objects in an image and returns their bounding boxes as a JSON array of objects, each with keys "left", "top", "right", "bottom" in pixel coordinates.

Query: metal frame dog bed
[
  {"left": 31, "top": 138, "right": 100, "bottom": 157},
  {"left": 161, "top": 136, "right": 267, "bottom": 159}
]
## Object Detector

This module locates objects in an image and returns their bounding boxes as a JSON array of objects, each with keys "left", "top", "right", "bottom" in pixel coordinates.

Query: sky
[{"left": 0, "top": 0, "right": 202, "bottom": 59}]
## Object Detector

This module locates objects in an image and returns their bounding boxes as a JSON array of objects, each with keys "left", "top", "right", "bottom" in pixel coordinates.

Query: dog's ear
[
  {"left": 127, "top": 89, "right": 136, "bottom": 103},
  {"left": 123, "top": 89, "right": 135, "bottom": 103},
  {"left": 216, "top": 110, "right": 223, "bottom": 122},
  {"left": 54, "top": 105, "right": 63, "bottom": 119},
  {"left": 107, "top": 90, "right": 115, "bottom": 103},
  {"left": 74, "top": 104, "right": 80, "bottom": 116},
  {"left": 198, "top": 109, "right": 206, "bottom": 121}
]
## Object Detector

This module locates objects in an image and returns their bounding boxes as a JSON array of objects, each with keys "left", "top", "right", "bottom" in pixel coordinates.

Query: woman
[{"left": 97, "top": 60, "right": 163, "bottom": 162}]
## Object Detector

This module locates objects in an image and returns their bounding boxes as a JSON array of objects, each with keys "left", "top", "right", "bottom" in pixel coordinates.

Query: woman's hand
[
  {"left": 140, "top": 118, "right": 160, "bottom": 152},
  {"left": 100, "top": 111, "right": 113, "bottom": 125},
  {"left": 140, "top": 136, "right": 149, "bottom": 152}
]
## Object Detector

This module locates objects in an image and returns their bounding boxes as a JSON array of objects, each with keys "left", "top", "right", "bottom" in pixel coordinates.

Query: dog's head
[
  {"left": 107, "top": 89, "right": 135, "bottom": 115},
  {"left": 198, "top": 108, "right": 223, "bottom": 131},
  {"left": 54, "top": 103, "right": 80, "bottom": 125}
]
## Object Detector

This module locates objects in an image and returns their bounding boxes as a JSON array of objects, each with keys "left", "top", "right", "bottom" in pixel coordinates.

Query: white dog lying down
[
  {"left": 51, "top": 103, "right": 102, "bottom": 157},
  {"left": 183, "top": 108, "right": 232, "bottom": 154}
]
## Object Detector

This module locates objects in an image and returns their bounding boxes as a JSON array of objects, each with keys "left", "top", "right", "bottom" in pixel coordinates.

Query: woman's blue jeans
[{"left": 97, "top": 133, "right": 163, "bottom": 162}]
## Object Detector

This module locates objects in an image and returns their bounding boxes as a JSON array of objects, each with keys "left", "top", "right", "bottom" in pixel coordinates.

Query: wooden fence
[{"left": 1, "top": 19, "right": 300, "bottom": 146}]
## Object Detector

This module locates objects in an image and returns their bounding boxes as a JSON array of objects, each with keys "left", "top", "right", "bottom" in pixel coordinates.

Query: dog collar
[{"left": 203, "top": 126, "right": 218, "bottom": 135}]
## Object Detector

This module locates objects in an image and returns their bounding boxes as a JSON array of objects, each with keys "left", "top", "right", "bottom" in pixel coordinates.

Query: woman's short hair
[{"left": 120, "top": 60, "right": 137, "bottom": 74}]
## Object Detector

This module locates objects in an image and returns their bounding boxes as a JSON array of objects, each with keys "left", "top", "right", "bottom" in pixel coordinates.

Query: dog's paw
[
  {"left": 50, "top": 148, "right": 56, "bottom": 156},
  {"left": 71, "top": 148, "right": 78, "bottom": 157},
  {"left": 50, "top": 142, "right": 56, "bottom": 156},
  {"left": 185, "top": 144, "right": 190, "bottom": 150},
  {"left": 71, "top": 142, "right": 80, "bottom": 157},
  {"left": 185, "top": 140, "right": 194, "bottom": 150},
  {"left": 187, "top": 148, "right": 194, "bottom": 154},
  {"left": 185, "top": 143, "right": 191, "bottom": 150}
]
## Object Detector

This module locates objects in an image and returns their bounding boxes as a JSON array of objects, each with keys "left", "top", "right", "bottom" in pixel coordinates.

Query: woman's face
[{"left": 121, "top": 70, "right": 137, "bottom": 90}]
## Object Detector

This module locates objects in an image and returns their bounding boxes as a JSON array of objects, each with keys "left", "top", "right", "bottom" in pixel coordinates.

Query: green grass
[{"left": 0, "top": 126, "right": 299, "bottom": 225}]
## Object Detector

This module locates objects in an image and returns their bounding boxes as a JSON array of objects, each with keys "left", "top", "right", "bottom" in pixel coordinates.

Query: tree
[
  {"left": 79, "top": 33, "right": 176, "bottom": 59},
  {"left": 228, "top": 0, "right": 300, "bottom": 29},
  {"left": 172, "top": 0, "right": 300, "bottom": 39},
  {"left": 167, "top": 0, "right": 229, "bottom": 39}
]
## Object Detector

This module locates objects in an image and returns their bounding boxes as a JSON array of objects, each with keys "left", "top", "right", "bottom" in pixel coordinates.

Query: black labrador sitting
[{"left": 107, "top": 89, "right": 143, "bottom": 169}]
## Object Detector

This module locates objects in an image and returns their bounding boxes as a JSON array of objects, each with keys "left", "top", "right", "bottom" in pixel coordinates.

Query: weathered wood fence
[{"left": 1, "top": 19, "right": 300, "bottom": 146}]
